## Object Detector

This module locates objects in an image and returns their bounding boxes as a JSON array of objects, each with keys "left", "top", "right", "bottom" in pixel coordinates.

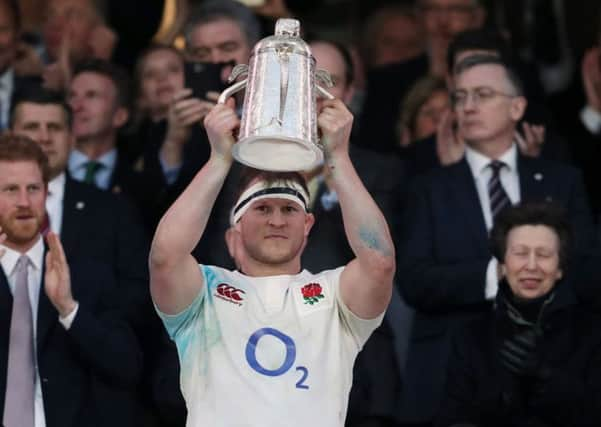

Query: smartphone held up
[{"left": 184, "top": 61, "right": 230, "bottom": 101}]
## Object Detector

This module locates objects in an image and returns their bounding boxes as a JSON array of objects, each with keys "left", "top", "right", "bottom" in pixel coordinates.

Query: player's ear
[
  {"left": 304, "top": 212, "right": 315, "bottom": 237},
  {"left": 225, "top": 227, "right": 236, "bottom": 259}
]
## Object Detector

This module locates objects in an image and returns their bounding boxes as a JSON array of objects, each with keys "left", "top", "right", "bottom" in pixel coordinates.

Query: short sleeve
[
  {"left": 327, "top": 267, "right": 385, "bottom": 350},
  {"left": 155, "top": 265, "right": 207, "bottom": 357}
]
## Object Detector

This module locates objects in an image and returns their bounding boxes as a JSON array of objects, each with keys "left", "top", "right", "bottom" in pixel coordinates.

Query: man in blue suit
[{"left": 396, "top": 54, "right": 599, "bottom": 426}]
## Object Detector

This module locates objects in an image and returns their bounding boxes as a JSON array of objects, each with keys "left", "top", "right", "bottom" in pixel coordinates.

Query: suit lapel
[
  {"left": 110, "top": 151, "right": 127, "bottom": 195},
  {"left": 36, "top": 246, "right": 56, "bottom": 351},
  {"left": 0, "top": 268, "right": 12, "bottom": 351},
  {"left": 0, "top": 269, "right": 10, "bottom": 412},
  {"left": 61, "top": 177, "right": 87, "bottom": 255},
  {"left": 448, "top": 160, "right": 489, "bottom": 251},
  {"left": 518, "top": 155, "right": 549, "bottom": 202}
]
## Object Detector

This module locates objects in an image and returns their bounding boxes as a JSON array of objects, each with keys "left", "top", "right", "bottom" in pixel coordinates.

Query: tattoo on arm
[{"left": 359, "top": 226, "right": 393, "bottom": 257}]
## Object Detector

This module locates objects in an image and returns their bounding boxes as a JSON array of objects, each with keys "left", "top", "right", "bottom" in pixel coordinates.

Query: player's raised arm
[
  {"left": 149, "top": 100, "right": 239, "bottom": 314},
  {"left": 319, "top": 99, "right": 395, "bottom": 319}
]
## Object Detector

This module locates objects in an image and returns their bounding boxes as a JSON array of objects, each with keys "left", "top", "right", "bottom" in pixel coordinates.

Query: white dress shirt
[
  {"left": 0, "top": 68, "right": 14, "bottom": 129},
  {"left": 1, "top": 237, "right": 46, "bottom": 427},
  {"left": 465, "top": 144, "right": 521, "bottom": 300},
  {"left": 46, "top": 172, "right": 66, "bottom": 236},
  {"left": 580, "top": 105, "right": 601, "bottom": 135}
]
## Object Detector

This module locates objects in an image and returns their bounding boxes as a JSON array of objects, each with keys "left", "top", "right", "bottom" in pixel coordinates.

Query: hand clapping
[{"left": 44, "top": 232, "right": 77, "bottom": 318}]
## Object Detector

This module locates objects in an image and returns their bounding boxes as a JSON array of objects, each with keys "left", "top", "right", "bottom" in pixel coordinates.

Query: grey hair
[
  {"left": 184, "top": 0, "right": 261, "bottom": 48},
  {"left": 453, "top": 53, "right": 525, "bottom": 96}
]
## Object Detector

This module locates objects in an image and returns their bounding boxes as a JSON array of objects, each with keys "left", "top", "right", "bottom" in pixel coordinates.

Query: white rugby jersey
[{"left": 157, "top": 265, "right": 383, "bottom": 427}]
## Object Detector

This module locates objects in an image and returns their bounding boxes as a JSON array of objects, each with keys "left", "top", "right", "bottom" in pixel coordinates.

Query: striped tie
[{"left": 488, "top": 160, "right": 511, "bottom": 219}]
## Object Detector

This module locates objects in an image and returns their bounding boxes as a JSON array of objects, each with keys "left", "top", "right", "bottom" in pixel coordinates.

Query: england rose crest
[{"left": 301, "top": 283, "right": 325, "bottom": 305}]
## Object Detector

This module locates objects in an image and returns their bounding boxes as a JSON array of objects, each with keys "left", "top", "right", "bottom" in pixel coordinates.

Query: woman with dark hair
[
  {"left": 133, "top": 44, "right": 186, "bottom": 125},
  {"left": 436, "top": 201, "right": 601, "bottom": 427},
  {"left": 126, "top": 44, "right": 212, "bottom": 232}
]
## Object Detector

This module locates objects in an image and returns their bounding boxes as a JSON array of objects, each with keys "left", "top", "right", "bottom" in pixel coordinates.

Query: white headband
[{"left": 230, "top": 180, "right": 309, "bottom": 225}]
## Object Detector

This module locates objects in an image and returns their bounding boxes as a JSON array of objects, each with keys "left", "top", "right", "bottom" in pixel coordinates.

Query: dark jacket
[
  {"left": 436, "top": 280, "right": 601, "bottom": 427},
  {"left": 396, "top": 155, "right": 598, "bottom": 423},
  {"left": 0, "top": 257, "right": 142, "bottom": 427},
  {"left": 124, "top": 118, "right": 211, "bottom": 233}
]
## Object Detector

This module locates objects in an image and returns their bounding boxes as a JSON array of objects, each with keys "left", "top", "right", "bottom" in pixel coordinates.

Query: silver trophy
[{"left": 218, "top": 19, "right": 335, "bottom": 172}]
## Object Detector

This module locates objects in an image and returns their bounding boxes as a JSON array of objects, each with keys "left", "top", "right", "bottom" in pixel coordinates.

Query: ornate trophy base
[{"left": 232, "top": 136, "right": 323, "bottom": 172}]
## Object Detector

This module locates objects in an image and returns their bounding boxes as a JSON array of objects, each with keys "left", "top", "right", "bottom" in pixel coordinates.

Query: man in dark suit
[
  {"left": 399, "top": 28, "right": 570, "bottom": 181},
  {"left": 0, "top": 134, "right": 142, "bottom": 427},
  {"left": 10, "top": 86, "right": 149, "bottom": 318},
  {"left": 66, "top": 58, "right": 198, "bottom": 235},
  {"left": 66, "top": 59, "right": 140, "bottom": 195},
  {"left": 552, "top": 27, "right": 601, "bottom": 311},
  {"left": 566, "top": 30, "right": 601, "bottom": 219},
  {"left": 10, "top": 87, "right": 174, "bottom": 426},
  {"left": 396, "top": 55, "right": 598, "bottom": 425}
]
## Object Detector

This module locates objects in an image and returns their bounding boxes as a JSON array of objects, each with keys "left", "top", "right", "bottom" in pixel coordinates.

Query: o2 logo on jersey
[{"left": 245, "top": 328, "right": 309, "bottom": 390}]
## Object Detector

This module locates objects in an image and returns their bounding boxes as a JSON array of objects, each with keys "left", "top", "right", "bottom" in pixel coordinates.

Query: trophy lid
[
  {"left": 275, "top": 19, "right": 300, "bottom": 37},
  {"left": 251, "top": 18, "right": 311, "bottom": 57}
]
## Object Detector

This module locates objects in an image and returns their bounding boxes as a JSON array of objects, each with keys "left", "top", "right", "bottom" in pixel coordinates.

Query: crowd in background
[{"left": 1, "top": 0, "right": 601, "bottom": 426}]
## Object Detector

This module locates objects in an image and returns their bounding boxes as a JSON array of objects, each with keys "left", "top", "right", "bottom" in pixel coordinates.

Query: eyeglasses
[{"left": 450, "top": 87, "right": 517, "bottom": 108}]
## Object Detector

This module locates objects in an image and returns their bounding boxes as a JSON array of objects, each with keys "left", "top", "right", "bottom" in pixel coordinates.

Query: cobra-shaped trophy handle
[
  {"left": 316, "top": 68, "right": 335, "bottom": 100},
  {"left": 218, "top": 64, "right": 249, "bottom": 104}
]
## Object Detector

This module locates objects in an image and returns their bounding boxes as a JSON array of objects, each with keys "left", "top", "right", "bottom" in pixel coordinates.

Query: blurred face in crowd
[
  {"left": 371, "top": 13, "right": 424, "bottom": 67},
  {"left": 0, "top": 1, "right": 18, "bottom": 74},
  {"left": 0, "top": 160, "right": 46, "bottom": 252},
  {"left": 503, "top": 225, "right": 563, "bottom": 300},
  {"left": 187, "top": 18, "right": 251, "bottom": 66},
  {"left": 44, "top": 0, "right": 99, "bottom": 62},
  {"left": 68, "top": 71, "right": 128, "bottom": 142},
  {"left": 418, "top": 0, "right": 485, "bottom": 51},
  {"left": 12, "top": 102, "right": 73, "bottom": 180},
  {"left": 310, "top": 42, "right": 354, "bottom": 105},
  {"left": 452, "top": 64, "right": 525, "bottom": 148},
  {"left": 138, "top": 47, "right": 185, "bottom": 120},
  {"left": 413, "top": 89, "right": 449, "bottom": 139}
]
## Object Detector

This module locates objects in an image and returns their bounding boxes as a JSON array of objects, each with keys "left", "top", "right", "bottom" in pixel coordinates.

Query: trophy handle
[
  {"left": 227, "top": 64, "right": 249, "bottom": 82},
  {"left": 218, "top": 79, "right": 248, "bottom": 104},
  {"left": 315, "top": 68, "right": 335, "bottom": 100},
  {"left": 316, "top": 85, "right": 335, "bottom": 100}
]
